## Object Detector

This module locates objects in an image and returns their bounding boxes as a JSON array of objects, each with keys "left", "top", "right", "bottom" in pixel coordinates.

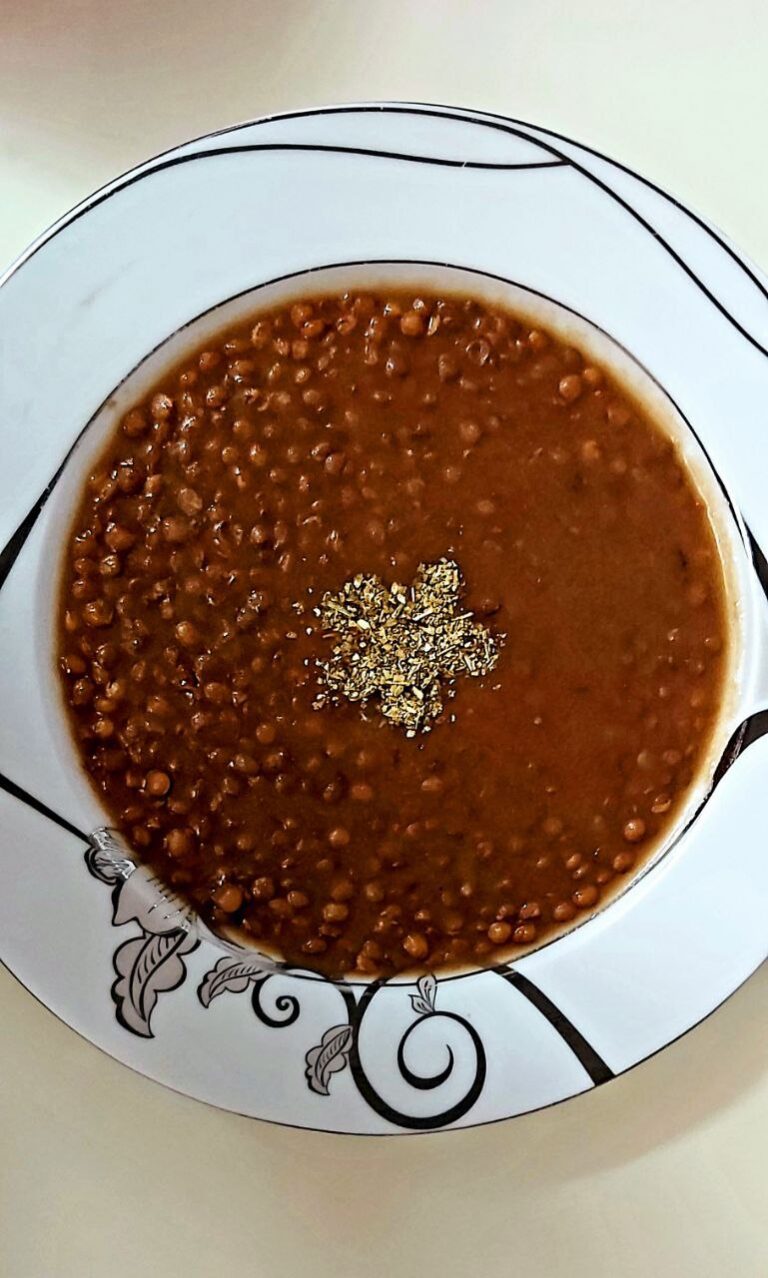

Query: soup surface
[{"left": 58, "top": 289, "right": 728, "bottom": 977}]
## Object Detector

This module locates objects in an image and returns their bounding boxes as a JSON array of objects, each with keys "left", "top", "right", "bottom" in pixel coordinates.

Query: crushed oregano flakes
[{"left": 313, "top": 558, "right": 504, "bottom": 736}]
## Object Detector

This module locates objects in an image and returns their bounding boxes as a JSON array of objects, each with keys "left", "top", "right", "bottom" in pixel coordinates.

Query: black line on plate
[
  {"left": 0, "top": 448, "right": 76, "bottom": 592},
  {"left": 398, "top": 100, "right": 768, "bottom": 355},
  {"left": 468, "top": 104, "right": 768, "bottom": 308},
  {"left": 386, "top": 103, "right": 768, "bottom": 359},
  {"left": 116, "top": 101, "right": 768, "bottom": 360},
  {"left": 0, "top": 139, "right": 566, "bottom": 276},
  {"left": 271, "top": 105, "right": 768, "bottom": 358},
  {"left": 3, "top": 101, "right": 765, "bottom": 365},
  {"left": 740, "top": 711, "right": 768, "bottom": 751},
  {"left": 104, "top": 97, "right": 768, "bottom": 317},
  {"left": 708, "top": 525, "right": 768, "bottom": 764},
  {"left": 500, "top": 968, "right": 615, "bottom": 1085},
  {"left": 711, "top": 720, "right": 748, "bottom": 787},
  {"left": 0, "top": 505, "right": 48, "bottom": 594},
  {"left": 746, "top": 524, "right": 768, "bottom": 604},
  {"left": 0, "top": 769, "right": 88, "bottom": 842}
]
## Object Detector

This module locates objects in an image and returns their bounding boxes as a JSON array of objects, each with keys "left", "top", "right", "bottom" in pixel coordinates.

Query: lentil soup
[{"left": 57, "top": 285, "right": 730, "bottom": 978}]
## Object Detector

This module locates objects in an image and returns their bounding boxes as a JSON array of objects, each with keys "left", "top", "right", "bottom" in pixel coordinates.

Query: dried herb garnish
[{"left": 313, "top": 558, "right": 503, "bottom": 736}]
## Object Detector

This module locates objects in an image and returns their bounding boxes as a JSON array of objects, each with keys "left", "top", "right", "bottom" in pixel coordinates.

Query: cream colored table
[{"left": 2, "top": 2, "right": 767, "bottom": 1275}]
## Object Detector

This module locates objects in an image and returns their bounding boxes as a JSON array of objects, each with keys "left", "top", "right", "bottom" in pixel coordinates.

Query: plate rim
[{"left": 2, "top": 99, "right": 767, "bottom": 1133}]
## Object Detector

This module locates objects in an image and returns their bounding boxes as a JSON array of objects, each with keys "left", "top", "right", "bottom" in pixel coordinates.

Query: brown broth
[{"left": 57, "top": 290, "right": 728, "bottom": 977}]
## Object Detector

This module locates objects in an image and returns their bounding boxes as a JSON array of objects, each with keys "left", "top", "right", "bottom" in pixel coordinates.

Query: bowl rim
[{"left": 34, "top": 254, "right": 762, "bottom": 986}]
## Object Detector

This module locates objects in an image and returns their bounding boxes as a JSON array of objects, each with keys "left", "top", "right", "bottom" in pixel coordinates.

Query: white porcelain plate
[{"left": 2, "top": 103, "right": 768, "bottom": 1134}]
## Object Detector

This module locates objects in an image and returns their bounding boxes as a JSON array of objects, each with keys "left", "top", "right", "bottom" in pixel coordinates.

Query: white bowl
[{"left": 2, "top": 103, "right": 768, "bottom": 1133}]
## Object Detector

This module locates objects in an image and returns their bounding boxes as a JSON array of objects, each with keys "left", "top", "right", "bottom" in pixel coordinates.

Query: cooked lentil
[{"left": 58, "top": 289, "right": 728, "bottom": 978}]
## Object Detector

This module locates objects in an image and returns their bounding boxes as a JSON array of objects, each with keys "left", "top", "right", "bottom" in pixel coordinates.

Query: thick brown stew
[{"left": 58, "top": 290, "right": 728, "bottom": 978}]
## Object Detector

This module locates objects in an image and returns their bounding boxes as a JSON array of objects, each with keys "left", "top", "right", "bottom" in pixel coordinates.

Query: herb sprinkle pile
[{"left": 313, "top": 558, "right": 503, "bottom": 735}]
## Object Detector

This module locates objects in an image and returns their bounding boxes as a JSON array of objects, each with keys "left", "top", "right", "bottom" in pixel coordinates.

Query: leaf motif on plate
[
  {"left": 198, "top": 955, "right": 272, "bottom": 1008},
  {"left": 84, "top": 829, "right": 135, "bottom": 885},
  {"left": 85, "top": 827, "right": 198, "bottom": 1037},
  {"left": 409, "top": 972, "right": 437, "bottom": 1017},
  {"left": 112, "top": 929, "right": 193, "bottom": 1037},
  {"left": 113, "top": 865, "right": 194, "bottom": 935},
  {"left": 304, "top": 1024, "right": 353, "bottom": 1096}
]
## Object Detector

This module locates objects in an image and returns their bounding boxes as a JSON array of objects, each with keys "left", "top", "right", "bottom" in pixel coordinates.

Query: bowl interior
[{"left": 34, "top": 259, "right": 760, "bottom": 976}]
